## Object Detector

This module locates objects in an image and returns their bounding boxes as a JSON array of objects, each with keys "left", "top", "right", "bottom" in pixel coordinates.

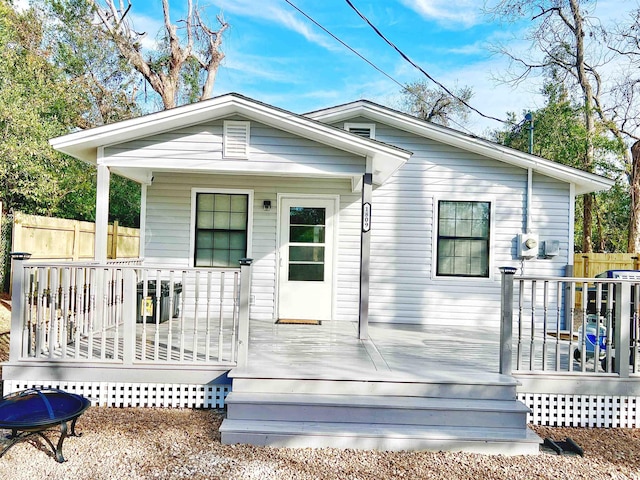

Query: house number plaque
[{"left": 362, "top": 202, "right": 371, "bottom": 232}]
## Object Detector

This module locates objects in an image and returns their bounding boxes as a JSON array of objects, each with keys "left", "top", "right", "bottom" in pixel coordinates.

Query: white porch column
[
  {"left": 95, "top": 162, "right": 110, "bottom": 263},
  {"left": 358, "top": 158, "right": 373, "bottom": 340},
  {"left": 139, "top": 183, "right": 148, "bottom": 258}
]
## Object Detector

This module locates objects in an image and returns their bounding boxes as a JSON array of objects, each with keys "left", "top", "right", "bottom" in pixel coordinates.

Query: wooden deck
[{"left": 248, "top": 318, "right": 501, "bottom": 376}]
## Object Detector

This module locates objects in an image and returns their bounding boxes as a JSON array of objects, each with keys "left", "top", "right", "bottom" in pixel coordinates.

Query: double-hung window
[
  {"left": 194, "top": 192, "right": 248, "bottom": 267},
  {"left": 436, "top": 200, "right": 490, "bottom": 278}
]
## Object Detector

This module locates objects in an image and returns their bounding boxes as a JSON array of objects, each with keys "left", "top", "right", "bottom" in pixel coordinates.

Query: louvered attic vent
[
  {"left": 224, "top": 120, "right": 250, "bottom": 158},
  {"left": 345, "top": 122, "right": 376, "bottom": 139}
]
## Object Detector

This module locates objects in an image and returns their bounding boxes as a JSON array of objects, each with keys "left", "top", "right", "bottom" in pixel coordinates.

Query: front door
[{"left": 278, "top": 197, "right": 336, "bottom": 321}]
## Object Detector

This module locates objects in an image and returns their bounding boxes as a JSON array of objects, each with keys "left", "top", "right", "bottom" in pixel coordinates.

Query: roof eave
[{"left": 306, "top": 101, "right": 614, "bottom": 195}]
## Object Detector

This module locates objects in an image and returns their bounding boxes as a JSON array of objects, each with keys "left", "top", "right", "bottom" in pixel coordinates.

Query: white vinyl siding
[
  {"left": 363, "top": 122, "right": 571, "bottom": 327},
  {"left": 145, "top": 173, "right": 361, "bottom": 322},
  {"left": 104, "top": 119, "right": 365, "bottom": 177}
]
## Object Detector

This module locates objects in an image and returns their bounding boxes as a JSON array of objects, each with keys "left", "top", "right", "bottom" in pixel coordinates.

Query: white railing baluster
[
  {"left": 605, "top": 282, "right": 614, "bottom": 372},
  {"left": 193, "top": 270, "right": 200, "bottom": 362},
  {"left": 154, "top": 270, "right": 161, "bottom": 361},
  {"left": 568, "top": 281, "right": 576, "bottom": 372},
  {"left": 231, "top": 271, "right": 239, "bottom": 362},
  {"left": 61, "top": 268, "right": 70, "bottom": 359},
  {"left": 141, "top": 270, "right": 148, "bottom": 361},
  {"left": 205, "top": 270, "right": 213, "bottom": 362},
  {"left": 529, "top": 280, "right": 536, "bottom": 371},
  {"left": 36, "top": 268, "right": 47, "bottom": 358},
  {"left": 580, "top": 281, "right": 588, "bottom": 373},
  {"left": 542, "top": 281, "right": 548, "bottom": 370},
  {"left": 74, "top": 268, "right": 82, "bottom": 359},
  {"left": 179, "top": 270, "right": 187, "bottom": 362},
  {"left": 217, "top": 271, "right": 225, "bottom": 362},
  {"left": 594, "top": 283, "right": 603, "bottom": 373},
  {"left": 167, "top": 270, "right": 175, "bottom": 362},
  {"left": 517, "top": 280, "right": 524, "bottom": 370},
  {"left": 555, "top": 280, "right": 562, "bottom": 371},
  {"left": 87, "top": 268, "right": 96, "bottom": 360}
]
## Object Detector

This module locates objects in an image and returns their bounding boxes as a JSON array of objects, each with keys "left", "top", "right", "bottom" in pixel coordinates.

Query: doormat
[{"left": 276, "top": 319, "right": 322, "bottom": 325}]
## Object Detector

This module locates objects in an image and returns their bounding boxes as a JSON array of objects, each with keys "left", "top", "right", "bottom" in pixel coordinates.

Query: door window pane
[
  {"left": 288, "top": 206, "right": 326, "bottom": 281},
  {"left": 289, "top": 264, "right": 324, "bottom": 281},
  {"left": 290, "top": 207, "right": 325, "bottom": 226},
  {"left": 289, "top": 246, "right": 325, "bottom": 262}
]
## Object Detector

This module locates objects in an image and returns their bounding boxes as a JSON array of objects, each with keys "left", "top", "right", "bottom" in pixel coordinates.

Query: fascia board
[{"left": 307, "top": 102, "right": 615, "bottom": 195}]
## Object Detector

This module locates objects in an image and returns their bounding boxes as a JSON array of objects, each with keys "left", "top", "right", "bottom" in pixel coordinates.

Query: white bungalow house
[{"left": 6, "top": 93, "right": 639, "bottom": 454}]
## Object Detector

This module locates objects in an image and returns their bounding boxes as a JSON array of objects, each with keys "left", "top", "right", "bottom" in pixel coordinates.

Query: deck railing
[
  {"left": 9, "top": 259, "right": 252, "bottom": 367},
  {"left": 500, "top": 268, "right": 639, "bottom": 377}
]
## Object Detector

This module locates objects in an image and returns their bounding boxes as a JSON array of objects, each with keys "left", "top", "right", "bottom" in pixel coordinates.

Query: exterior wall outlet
[
  {"left": 517, "top": 233, "right": 539, "bottom": 259},
  {"left": 542, "top": 240, "right": 560, "bottom": 258}
]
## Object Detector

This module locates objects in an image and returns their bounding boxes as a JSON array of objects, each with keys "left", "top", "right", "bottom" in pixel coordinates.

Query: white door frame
[{"left": 275, "top": 193, "right": 340, "bottom": 321}]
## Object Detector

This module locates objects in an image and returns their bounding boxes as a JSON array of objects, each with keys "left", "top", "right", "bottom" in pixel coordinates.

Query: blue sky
[
  {"left": 131, "top": 0, "right": 530, "bottom": 134},
  {"left": 28, "top": 0, "right": 632, "bottom": 135}
]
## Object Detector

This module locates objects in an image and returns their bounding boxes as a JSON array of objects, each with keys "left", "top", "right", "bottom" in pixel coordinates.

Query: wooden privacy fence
[
  {"left": 12, "top": 212, "right": 139, "bottom": 260},
  {"left": 573, "top": 253, "right": 640, "bottom": 278}
]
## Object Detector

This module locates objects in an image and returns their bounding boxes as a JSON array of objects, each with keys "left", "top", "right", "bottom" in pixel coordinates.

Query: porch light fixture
[{"left": 263, "top": 200, "right": 272, "bottom": 211}]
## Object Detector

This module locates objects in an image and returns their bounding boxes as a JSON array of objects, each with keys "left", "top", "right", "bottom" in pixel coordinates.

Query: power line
[
  {"left": 282, "top": 0, "right": 480, "bottom": 134},
  {"left": 282, "top": 0, "right": 406, "bottom": 92},
  {"left": 344, "top": 0, "right": 508, "bottom": 125}
]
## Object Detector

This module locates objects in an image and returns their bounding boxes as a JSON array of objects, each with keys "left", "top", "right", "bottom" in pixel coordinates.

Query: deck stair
[{"left": 220, "top": 368, "right": 540, "bottom": 455}]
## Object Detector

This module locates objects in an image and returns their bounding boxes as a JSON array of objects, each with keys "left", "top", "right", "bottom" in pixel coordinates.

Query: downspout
[
  {"left": 525, "top": 113, "right": 534, "bottom": 234},
  {"left": 526, "top": 168, "right": 533, "bottom": 233}
]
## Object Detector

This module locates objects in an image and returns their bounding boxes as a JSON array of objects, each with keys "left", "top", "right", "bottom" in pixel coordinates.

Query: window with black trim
[
  {"left": 437, "top": 200, "right": 490, "bottom": 277},
  {"left": 195, "top": 193, "right": 248, "bottom": 267}
]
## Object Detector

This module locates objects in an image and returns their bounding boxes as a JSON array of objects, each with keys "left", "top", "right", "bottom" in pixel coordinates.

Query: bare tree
[
  {"left": 89, "top": 0, "right": 228, "bottom": 109},
  {"left": 399, "top": 80, "right": 473, "bottom": 128},
  {"left": 486, "top": 0, "right": 627, "bottom": 253}
]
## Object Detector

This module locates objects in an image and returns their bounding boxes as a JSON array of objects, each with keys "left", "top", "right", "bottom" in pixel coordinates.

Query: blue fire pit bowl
[{"left": 0, "top": 388, "right": 91, "bottom": 462}]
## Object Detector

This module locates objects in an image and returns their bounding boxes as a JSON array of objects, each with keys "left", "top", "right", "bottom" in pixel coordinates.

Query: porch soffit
[
  {"left": 50, "top": 93, "right": 412, "bottom": 188},
  {"left": 306, "top": 101, "right": 615, "bottom": 196}
]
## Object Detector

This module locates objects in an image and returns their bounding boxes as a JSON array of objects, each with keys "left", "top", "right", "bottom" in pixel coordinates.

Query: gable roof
[
  {"left": 306, "top": 100, "right": 615, "bottom": 195},
  {"left": 50, "top": 93, "right": 412, "bottom": 186}
]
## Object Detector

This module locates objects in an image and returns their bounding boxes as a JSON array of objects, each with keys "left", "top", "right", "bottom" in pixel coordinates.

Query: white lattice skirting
[
  {"left": 519, "top": 393, "right": 640, "bottom": 427},
  {"left": 3, "top": 380, "right": 231, "bottom": 408}
]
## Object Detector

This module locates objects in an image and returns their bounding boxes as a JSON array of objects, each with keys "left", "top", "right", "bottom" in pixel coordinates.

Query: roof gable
[
  {"left": 305, "top": 100, "right": 614, "bottom": 195},
  {"left": 50, "top": 93, "right": 411, "bottom": 186}
]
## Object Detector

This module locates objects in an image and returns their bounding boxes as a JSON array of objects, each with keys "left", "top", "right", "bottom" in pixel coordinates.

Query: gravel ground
[{"left": 0, "top": 408, "right": 639, "bottom": 480}]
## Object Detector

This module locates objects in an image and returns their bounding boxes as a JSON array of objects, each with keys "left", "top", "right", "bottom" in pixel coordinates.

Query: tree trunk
[
  {"left": 583, "top": 193, "right": 593, "bottom": 252},
  {"left": 570, "top": 0, "right": 596, "bottom": 253},
  {"left": 629, "top": 141, "right": 640, "bottom": 252}
]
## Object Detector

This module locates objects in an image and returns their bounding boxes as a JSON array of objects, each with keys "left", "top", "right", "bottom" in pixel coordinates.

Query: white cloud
[
  {"left": 398, "top": 0, "right": 482, "bottom": 28},
  {"left": 207, "top": 0, "right": 338, "bottom": 51},
  {"left": 13, "top": 0, "right": 30, "bottom": 12},
  {"left": 128, "top": 12, "right": 165, "bottom": 51}
]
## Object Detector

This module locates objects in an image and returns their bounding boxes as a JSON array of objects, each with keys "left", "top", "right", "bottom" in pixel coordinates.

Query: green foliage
[
  {"left": 43, "top": 0, "right": 141, "bottom": 126},
  {"left": 0, "top": 0, "right": 140, "bottom": 227},
  {"left": 492, "top": 82, "right": 628, "bottom": 252},
  {"left": 0, "top": 1, "right": 89, "bottom": 217}
]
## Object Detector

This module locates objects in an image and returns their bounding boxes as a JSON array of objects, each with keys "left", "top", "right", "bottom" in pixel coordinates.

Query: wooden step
[
  {"left": 225, "top": 392, "right": 530, "bottom": 429},
  {"left": 220, "top": 419, "right": 541, "bottom": 456},
  {"left": 229, "top": 368, "right": 518, "bottom": 400}
]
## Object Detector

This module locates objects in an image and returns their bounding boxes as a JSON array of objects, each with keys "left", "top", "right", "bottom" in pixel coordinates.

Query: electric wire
[
  {"left": 344, "top": 0, "right": 508, "bottom": 125},
  {"left": 282, "top": 0, "right": 481, "bottom": 134}
]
